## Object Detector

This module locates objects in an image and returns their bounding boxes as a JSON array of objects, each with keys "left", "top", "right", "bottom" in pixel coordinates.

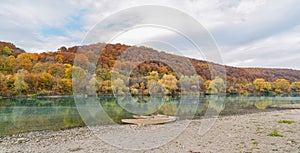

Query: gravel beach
[{"left": 1, "top": 109, "right": 300, "bottom": 153}]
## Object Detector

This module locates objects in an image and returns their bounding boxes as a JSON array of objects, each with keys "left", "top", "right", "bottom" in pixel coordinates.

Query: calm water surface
[{"left": 1, "top": 95, "right": 300, "bottom": 137}]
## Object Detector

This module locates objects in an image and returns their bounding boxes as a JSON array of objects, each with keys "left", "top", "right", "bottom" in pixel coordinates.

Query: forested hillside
[{"left": 1, "top": 41, "right": 300, "bottom": 97}]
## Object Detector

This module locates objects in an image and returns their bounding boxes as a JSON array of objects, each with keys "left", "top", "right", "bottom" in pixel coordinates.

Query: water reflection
[{"left": 1, "top": 95, "right": 300, "bottom": 137}]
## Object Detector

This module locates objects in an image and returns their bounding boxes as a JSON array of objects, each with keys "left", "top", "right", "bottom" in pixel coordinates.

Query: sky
[{"left": 1, "top": 0, "right": 300, "bottom": 69}]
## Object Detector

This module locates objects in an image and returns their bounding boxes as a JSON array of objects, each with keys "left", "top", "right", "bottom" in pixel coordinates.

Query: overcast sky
[{"left": 1, "top": 0, "right": 300, "bottom": 69}]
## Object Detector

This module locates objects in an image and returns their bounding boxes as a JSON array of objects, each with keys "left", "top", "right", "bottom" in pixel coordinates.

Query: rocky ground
[{"left": 1, "top": 109, "right": 300, "bottom": 153}]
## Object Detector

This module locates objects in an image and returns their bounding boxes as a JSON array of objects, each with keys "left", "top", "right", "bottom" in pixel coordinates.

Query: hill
[{"left": 0, "top": 41, "right": 300, "bottom": 97}]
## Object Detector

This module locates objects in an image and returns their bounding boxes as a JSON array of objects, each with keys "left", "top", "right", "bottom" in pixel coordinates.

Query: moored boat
[{"left": 122, "top": 114, "right": 176, "bottom": 125}]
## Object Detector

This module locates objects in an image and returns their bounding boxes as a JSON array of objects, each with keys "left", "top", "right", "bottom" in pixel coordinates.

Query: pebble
[
  {"left": 1, "top": 109, "right": 300, "bottom": 152},
  {"left": 16, "top": 138, "right": 29, "bottom": 143}
]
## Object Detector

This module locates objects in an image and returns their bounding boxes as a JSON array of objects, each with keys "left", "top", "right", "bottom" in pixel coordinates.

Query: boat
[{"left": 122, "top": 114, "right": 176, "bottom": 125}]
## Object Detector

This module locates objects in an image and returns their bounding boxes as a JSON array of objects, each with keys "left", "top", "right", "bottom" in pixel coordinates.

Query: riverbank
[{"left": 1, "top": 109, "right": 299, "bottom": 153}]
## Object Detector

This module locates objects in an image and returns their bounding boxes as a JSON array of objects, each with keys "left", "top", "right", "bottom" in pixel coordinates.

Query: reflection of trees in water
[
  {"left": 254, "top": 97, "right": 273, "bottom": 110},
  {"left": 116, "top": 96, "right": 165, "bottom": 115},
  {"left": 0, "top": 98, "right": 84, "bottom": 137},
  {"left": 206, "top": 95, "right": 225, "bottom": 113}
]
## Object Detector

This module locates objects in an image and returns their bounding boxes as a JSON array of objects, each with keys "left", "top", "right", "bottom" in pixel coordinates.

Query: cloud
[
  {"left": 211, "top": 1, "right": 300, "bottom": 47},
  {"left": 0, "top": 0, "right": 299, "bottom": 69},
  {"left": 0, "top": 0, "right": 87, "bottom": 52},
  {"left": 222, "top": 25, "right": 300, "bottom": 69}
]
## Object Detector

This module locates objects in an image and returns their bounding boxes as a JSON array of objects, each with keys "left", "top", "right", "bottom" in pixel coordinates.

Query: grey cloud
[{"left": 211, "top": 0, "right": 300, "bottom": 46}]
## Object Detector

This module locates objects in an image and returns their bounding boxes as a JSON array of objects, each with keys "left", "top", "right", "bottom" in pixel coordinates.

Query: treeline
[{"left": 1, "top": 41, "right": 300, "bottom": 97}]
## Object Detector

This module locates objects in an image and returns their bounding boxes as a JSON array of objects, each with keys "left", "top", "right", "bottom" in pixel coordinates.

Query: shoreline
[
  {"left": 1, "top": 92, "right": 300, "bottom": 99},
  {"left": 1, "top": 109, "right": 299, "bottom": 152}
]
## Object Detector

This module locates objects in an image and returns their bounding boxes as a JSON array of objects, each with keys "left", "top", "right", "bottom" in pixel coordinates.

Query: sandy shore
[{"left": 1, "top": 109, "right": 300, "bottom": 153}]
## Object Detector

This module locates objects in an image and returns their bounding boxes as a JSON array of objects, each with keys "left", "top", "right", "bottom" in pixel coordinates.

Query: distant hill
[
  {"left": 75, "top": 43, "right": 300, "bottom": 82},
  {"left": 0, "top": 41, "right": 300, "bottom": 96}
]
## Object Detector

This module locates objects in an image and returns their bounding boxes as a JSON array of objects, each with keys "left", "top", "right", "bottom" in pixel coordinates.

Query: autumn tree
[
  {"left": 253, "top": 78, "right": 272, "bottom": 93},
  {"left": 208, "top": 77, "right": 225, "bottom": 94},
  {"left": 14, "top": 53, "right": 38, "bottom": 72},
  {"left": 290, "top": 82, "right": 300, "bottom": 92},
  {"left": 48, "top": 63, "right": 65, "bottom": 77},
  {"left": 145, "top": 71, "right": 163, "bottom": 95},
  {"left": 38, "top": 72, "right": 54, "bottom": 90},
  {"left": 24, "top": 73, "right": 39, "bottom": 92},
  {"left": 272, "top": 78, "right": 290, "bottom": 94},
  {"left": 100, "top": 80, "right": 112, "bottom": 94},
  {"left": 55, "top": 54, "right": 64, "bottom": 63},
  {"left": 146, "top": 71, "right": 159, "bottom": 81},
  {"left": 112, "top": 78, "right": 127, "bottom": 95},
  {"left": 130, "top": 83, "right": 139, "bottom": 95},
  {"left": 75, "top": 53, "right": 89, "bottom": 69},
  {"left": 63, "top": 64, "right": 72, "bottom": 79},
  {"left": 95, "top": 66, "right": 111, "bottom": 81},
  {"left": 14, "top": 69, "right": 29, "bottom": 94},
  {"left": 0, "top": 56, "right": 13, "bottom": 74},
  {"left": 159, "top": 74, "right": 178, "bottom": 95},
  {"left": 53, "top": 78, "right": 72, "bottom": 94},
  {"left": 0, "top": 73, "right": 6, "bottom": 95},
  {"left": 140, "top": 82, "right": 146, "bottom": 95},
  {"left": 32, "top": 62, "right": 48, "bottom": 73},
  {"left": 203, "top": 80, "right": 212, "bottom": 93},
  {"left": 72, "top": 66, "right": 87, "bottom": 94},
  {"left": 190, "top": 74, "right": 204, "bottom": 92},
  {"left": 0, "top": 46, "right": 13, "bottom": 56},
  {"left": 179, "top": 75, "right": 192, "bottom": 93},
  {"left": 86, "top": 74, "right": 101, "bottom": 95}
]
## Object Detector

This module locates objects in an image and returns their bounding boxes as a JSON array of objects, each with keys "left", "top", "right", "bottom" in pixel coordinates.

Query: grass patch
[
  {"left": 270, "top": 143, "right": 276, "bottom": 146},
  {"left": 268, "top": 131, "right": 284, "bottom": 137},
  {"left": 278, "top": 120, "right": 294, "bottom": 124},
  {"left": 68, "top": 147, "right": 83, "bottom": 152},
  {"left": 252, "top": 141, "right": 258, "bottom": 145}
]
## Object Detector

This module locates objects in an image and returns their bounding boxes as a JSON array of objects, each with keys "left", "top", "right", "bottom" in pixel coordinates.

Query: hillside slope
[{"left": 0, "top": 41, "right": 300, "bottom": 96}]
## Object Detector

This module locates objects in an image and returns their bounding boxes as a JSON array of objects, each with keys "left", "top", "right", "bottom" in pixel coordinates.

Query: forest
[{"left": 1, "top": 41, "right": 300, "bottom": 97}]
